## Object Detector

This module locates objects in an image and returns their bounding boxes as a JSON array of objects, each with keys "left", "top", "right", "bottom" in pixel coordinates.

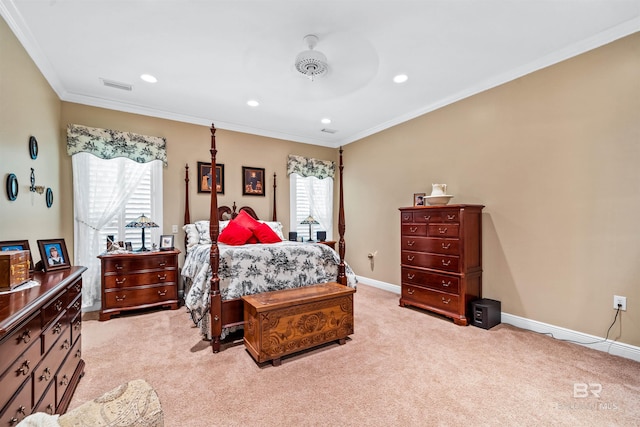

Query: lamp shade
[
  {"left": 125, "top": 214, "right": 159, "bottom": 251},
  {"left": 300, "top": 215, "right": 319, "bottom": 242}
]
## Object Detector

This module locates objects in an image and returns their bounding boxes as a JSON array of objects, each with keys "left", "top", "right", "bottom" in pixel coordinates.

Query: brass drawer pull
[
  {"left": 75, "top": 349, "right": 82, "bottom": 358},
  {"left": 423, "top": 215, "right": 431, "bottom": 221},
  {"left": 61, "top": 339, "right": 70, "bottom": 350},
  {"left": 159, "top": 262, "right": 167, "bottom": 267},
  {"left": 17, "top": 360, "right": 30, "bottom": 376},
  {"left": 115, "top": 278, "right": 127, "bottom": 285},
  {"left": 407, "top": 240, "right": 415, "bottom": 247},
  {"left": 407, "top": 288, "right": 415, "bottom": 295},
  {"left": 17, "top": 406, "right": 26, "bottom": 416},
  {"left": 158, "top": 289, "right": 167, "bottom": 296},
  {"left": 20, "top": 329, "right": 31, "bottom": 344},
  {"left": 441, "top": 280, "right": 451, "bottom": 287},
  {"left": 115, "top": 264, "right": 123, "bottom": 270},
  {"left": 9, "top": 418, "right": 18, "bottom": 426},
  {"left": 53, "top": 323, "right": 62, "bottom": 334},
  {"left": 407, "top": 273, "right": 415, "bottom": 280},
  {"left": 74, "top": 320, "right": 81, "bottom": 330},
  {"left": 407, "top": 255, "right": 415, "bottom": 261},
  {"left": 447, "top": 214, "right": 456, "bottom": 220},
  {"left": 40, "top": 367, "right": 51, "bottom": 382},
  {"left": 45, "top": 404, "right": 54, "bottom": 415},
  {"left": 158, "top": 274, "right": 167, "bottom": 281},
  {"left": 441, "top": 260, "right": 451, "bottom": 266},
  {"left": 74, "top": 284, "right": 81, "bottom": 292},
  {"left": 438, "top": 227, "right": 448, "bottom": 234},
  {"left": 441, "top": 297, "right": 451, "bottom": 304},
  {"left": 115, "top": 295, "right": 126, "bottom": 302},
  {"left": 72, "top": 301, "right": 81, "bottom": 310},
  {"left": 409, "top": 226, "right": 418, "bottom": 233},
  {"left": 442, "top": 242, "right": 451, "bottom": 249},
  {"left": 403, "top": 215, "right": 411, "bottom": 221},
  {"left": 54, "top": 301, "right": 63, "bottom": 312},
  {"left": 60, "top": 375, "right": 69, "bottom": 386}
]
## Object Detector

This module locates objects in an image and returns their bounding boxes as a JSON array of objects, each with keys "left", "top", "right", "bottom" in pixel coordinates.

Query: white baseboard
[{"left": 356, "top": 275, "right": 640, "bottom": 363}]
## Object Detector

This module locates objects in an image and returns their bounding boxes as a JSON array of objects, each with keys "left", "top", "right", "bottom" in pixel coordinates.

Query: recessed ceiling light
[
  {"left": 247, "top": 99, "right": 260, "bottom": 107},
  {"left": 140, "top": 74, "right": 157, "bottom": 83},
  {"left": 321, "top": 118, "right": 331, "bottom": 124},
  {"left": 393, "top": 74, "right": 408, "bottom": 84}
]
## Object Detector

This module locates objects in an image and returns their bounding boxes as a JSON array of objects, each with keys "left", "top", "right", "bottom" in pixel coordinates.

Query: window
[{"left": 290, "top": 173, "right": 333, "bottom": 241}]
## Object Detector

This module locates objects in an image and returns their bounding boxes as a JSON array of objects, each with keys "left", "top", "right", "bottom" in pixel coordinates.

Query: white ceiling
[{"left": 1, "top": 1, "right": 639, "bottom": 148}]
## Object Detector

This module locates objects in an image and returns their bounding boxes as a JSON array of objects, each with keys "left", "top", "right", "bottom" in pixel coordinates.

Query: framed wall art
[
  {"left": 197, "top": 162, "right": 224, "bottom": 194},
  {"left": 242, "top": 166, "right": 265, "bottom": 196},
  {"left": 0, "top": 240, "right": 34, "bottom": 272},
  {"left": 37, "top": 238, "right": 71, "bottom": 272}
]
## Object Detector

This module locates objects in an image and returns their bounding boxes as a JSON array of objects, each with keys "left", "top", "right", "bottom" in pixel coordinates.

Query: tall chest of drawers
[
  {"left": 399, "top": 204, "right": 484, "bottom": 325},
  {"left": 0, "top": 266, "right": 86, "bottom": 425},
  {"left": 98, "top": 250, "right": 180, "bottom": 321}
]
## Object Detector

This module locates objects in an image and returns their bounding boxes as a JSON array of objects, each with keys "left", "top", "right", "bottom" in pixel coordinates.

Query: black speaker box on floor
[{"left": 471, "top": 298, "right": 501, "bottom": 330}]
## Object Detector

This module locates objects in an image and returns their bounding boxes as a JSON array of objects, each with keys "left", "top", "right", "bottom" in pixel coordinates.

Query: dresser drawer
[
  {"left": 42, "top": 291, "right": 68, "bottom": 331},
  {"left": 401, "top": 251, "right": 460, "bottom": 272},
  {"left": 401, "top": 236, "right": 459, "bottom": 255},
  {"left": 33, "top": 380, "right": 55, "bottom": 416},
  {"left": 104, "top": 270, "right": 177, "bottom": 289},
  {"left": 427, "top": 223, "right": 459, "bottom": 238},
  {"left": 34, "top": 332, "right": 71, "bottom": 406},
  {"left": 104, "top": 285, "right": 177, "bottom": 309},
  {"left": 0, "top": 338, "right": 40, "bottom": 414},
  {"left": 0, "top": 377, "right": 31, "bottom": 426},
  {"left": 401, "top": 224, "right": 427, "bottom": 237},
  {"left": 56, "top": 337, "right": 82, "bottom": 409},
  {"left": 402, "top": 285, "right": 460, "bottom": 312},
  {"left": 66, "top": 280, "right": 82, "bottom": 306},
  {"left": 401, "top": 267, "right": 460, "bottom": 293},
  {"left": 102, "top": 255, "right": 177, "bottom": 274},
  {"left": 42, "top": 314, "right": 70, "bottom": 357},
  {"left": 0, "top": 313, "right": 41, "bottom": 379}
]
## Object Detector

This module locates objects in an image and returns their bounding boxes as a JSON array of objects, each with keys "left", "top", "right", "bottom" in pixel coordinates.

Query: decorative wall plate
[
  {"left": 29, "top": 136, "right": 38, "bottom": 159},
  {"left": 46, "top": 187, "right": 53, "bottom": 208},
  {"left": 6, "top": 173, "right": 18, "bottom": 201}
]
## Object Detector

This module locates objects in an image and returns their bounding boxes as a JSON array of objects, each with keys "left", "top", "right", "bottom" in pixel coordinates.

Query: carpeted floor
[{"left": 72, "top": 284, "right": 640, "bottom": 426}]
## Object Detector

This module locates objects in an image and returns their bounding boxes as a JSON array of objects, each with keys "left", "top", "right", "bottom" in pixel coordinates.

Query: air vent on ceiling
[
  {"left": 100, "top": 78, "right": 132, "bottom": 91},
  {"left": 321, "top": 128, "right": 338, "bottom": 134}
]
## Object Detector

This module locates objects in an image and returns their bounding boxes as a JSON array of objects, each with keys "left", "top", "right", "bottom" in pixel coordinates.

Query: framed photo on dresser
[
  {"left": 414, "top": 193, "right": 425, "bottom": 206},
  {"left": 37, "top": 238, "right": 71, "bottom": 272}
]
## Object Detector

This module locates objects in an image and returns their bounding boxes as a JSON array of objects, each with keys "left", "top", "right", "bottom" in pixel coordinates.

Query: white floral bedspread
[{"left": 182, "top": 241, "right": 357, "bottom": 339}]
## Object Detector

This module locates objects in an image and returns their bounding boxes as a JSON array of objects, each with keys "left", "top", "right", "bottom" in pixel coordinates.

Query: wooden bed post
[
  {"left": 337, "top": 147, "right": 346, "bottom": 285},
  {"left": 272, "top": 173, "right": 277, "bottom": 221},
  {"left": 209, "top": 124, "right": 223, "bottom": 353},
  {"left": 184, "top": 164, "right": 190, "bottom": 249}
]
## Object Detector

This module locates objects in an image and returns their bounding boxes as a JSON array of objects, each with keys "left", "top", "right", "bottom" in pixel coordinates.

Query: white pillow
[
  {"left": 260, "top": 221, "right": 285, "bottom": 240},
  {"left": 183, "top": 224, "right": 199, "bottom": 249},
  {"left": 195, "top": 220, "right": 230, "bottom": 244}
]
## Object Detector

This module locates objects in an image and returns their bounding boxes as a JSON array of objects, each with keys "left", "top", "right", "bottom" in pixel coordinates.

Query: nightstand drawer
[
  {"left": 104, "top": 270, "right": 177, "bottom": 289},
  {"left": 102, "top": 255, "right": 177, "bottom": 274},
  {"left": 104, "top": 285, "right": 177, "bottom": 309}
]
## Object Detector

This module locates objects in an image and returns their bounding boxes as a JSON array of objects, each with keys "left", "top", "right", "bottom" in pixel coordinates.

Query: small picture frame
[
  {"left": 242, "top": 166, "right": 265, "bottom": 196},
  {"left": 0, "top": 240, "right": 34, "bottom": 272},
  {"left": 197, "top": 162, "right": 224, "bottom": 194},
  {"left": 125, "top": 242, "right": 133, "bottom": 252},
  {"left": 159, "top": 235, "right": 174, "bottom": 251},
  {"left": 37, "top": 238, "right": 71, "bottom": 272},
  {"left": 414, "top": 193, "right": 426, "bottom": 206}
]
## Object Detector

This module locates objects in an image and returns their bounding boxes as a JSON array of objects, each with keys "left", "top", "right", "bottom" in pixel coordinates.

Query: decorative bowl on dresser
[
  {"left": 399, "top": 204, "right": 484, "bottom": 325},
  {"left": 0, "top": 266, "right": 86, "bottom": 425},
  {"left": 98, "top": 250, "right": 180, "bottom": 321}
]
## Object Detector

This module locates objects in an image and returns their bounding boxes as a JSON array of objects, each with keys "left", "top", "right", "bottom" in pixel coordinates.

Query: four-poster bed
[{"left": 182, "top": 124, "right": 354, "bottom": 353}]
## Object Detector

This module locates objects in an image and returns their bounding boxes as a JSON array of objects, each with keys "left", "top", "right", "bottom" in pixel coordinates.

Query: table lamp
[
  {"left": 300, "top": 215, "right": 319, "bottom": 242},
  {"left": 125, "top": 213, "right": 159, "bottom": 251}
]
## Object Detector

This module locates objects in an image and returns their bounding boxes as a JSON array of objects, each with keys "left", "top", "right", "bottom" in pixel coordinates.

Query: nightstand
[
  {"left": 317, "top": 240, "right": 336, "bottom": 250},
  {"left": 98, "top": 250, "right": 180, "bottom": 321}
]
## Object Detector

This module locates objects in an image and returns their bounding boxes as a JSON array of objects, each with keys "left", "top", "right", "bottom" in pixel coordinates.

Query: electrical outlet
[
  {"left": 613, "top": 295, "right": 627, "bottom": 311},
  {"left": 171, "top": 224, "right": 178, "bottom": 234}
]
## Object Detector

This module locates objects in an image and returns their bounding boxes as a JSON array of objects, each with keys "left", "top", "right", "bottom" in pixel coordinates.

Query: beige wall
[
  {"left": 0, "top": 16, "right": 65, "bottom": 262},
  {"left": 344, "top": 33, "right": 640, "bottom": 346},
  {"left": 59, "top": 103, "right": 336, "bottom": 264},
  {"left": 3, "top": 12, "right": 638, "bottom": 347}
]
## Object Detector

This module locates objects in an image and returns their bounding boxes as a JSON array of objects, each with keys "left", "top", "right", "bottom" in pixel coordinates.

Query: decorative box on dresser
[
  {"left": 98, "top": 250, "right": 180, "bottom": 321},
  {"left": 399, "top": 204, "right": 484, "bottom": 325},
  {"left": 0, "top": 266, "right": 86, "bottom": 425}
]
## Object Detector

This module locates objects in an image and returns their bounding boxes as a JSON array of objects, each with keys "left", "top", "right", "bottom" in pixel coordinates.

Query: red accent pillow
[
  {"left": 235, "top": 209, "right": 260, "bottom": 231},
  {"left": 253, "top": 222, "right": 282, "bottom": 244},
  {"left": 246, "top": 234, "right": 259, "bottom": 244},
  {"left": 218, "top": 220, "right": 253, "bottom": 246}
]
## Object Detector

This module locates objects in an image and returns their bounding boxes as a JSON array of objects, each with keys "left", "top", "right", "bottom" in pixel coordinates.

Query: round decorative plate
[
  {"left": 29, "top": 136, "right": 38, "bottom": 159},
  {"left": 46, "top": 187, "right": 53, "bottom": 208},
  {"left": 6, "top": 173, "right": 18, "bottom": 201}
]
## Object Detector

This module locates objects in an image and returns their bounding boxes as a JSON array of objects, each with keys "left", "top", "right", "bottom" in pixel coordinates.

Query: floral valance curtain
[
  {"left": 287, "top": 154, "right": 335, "bottom": 179},
  {"left": 66, "top": 124, "right": 168, "bottom": 165}
]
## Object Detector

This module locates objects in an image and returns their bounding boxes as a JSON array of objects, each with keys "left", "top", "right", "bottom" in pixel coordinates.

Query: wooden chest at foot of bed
[{"left": 242, "top": 282, "right": 355, "bottom": 366}]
